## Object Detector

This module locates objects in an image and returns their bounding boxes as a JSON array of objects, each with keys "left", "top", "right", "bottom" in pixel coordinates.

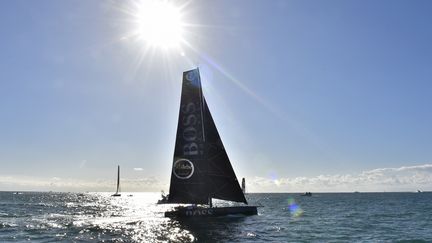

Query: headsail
[
  {"left": 202, "top": 97, "right": 247, "bottom": 204},
  {"left": 168, "top": 68, "right": 247, "bottom": 204}
]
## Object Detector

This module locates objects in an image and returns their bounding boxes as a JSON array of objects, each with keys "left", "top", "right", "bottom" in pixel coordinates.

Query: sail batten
[{"left": 168, "top": 68, "right": 247, "bottom": 205}]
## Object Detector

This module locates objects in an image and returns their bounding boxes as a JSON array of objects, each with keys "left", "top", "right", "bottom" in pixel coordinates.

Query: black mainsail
[{"left": 168, "top": 68, "right": 247, "bottom": 205}]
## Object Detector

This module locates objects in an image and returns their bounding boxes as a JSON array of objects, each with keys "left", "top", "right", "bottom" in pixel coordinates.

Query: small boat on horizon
[
  {"left": 301, "top": 192, "right": 312, "bottom": 196},
  {"left": 157, "top": 190, "right": 169, "bottom": 204},
  {"left": 111, "top": 165, "right": 121, "bottom": 197}
]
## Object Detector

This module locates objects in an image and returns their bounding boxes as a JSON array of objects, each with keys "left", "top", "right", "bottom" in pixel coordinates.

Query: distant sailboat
[
  {"left": 111, "top": 165, "right": 121, "bottom": 197},
  {"left": 162, "top": 68, "right": 257, "bottom": 217},
  {"left": 241, "top": 178, "right": 246, "bottom": 194}
]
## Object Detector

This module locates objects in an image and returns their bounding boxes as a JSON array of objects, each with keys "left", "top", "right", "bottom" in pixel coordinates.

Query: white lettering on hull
[{"left": 185, "top": 209, "right": 214, "bottom": 216}]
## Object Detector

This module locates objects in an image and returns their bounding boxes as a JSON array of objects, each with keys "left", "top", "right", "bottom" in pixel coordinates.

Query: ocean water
[{"left": 0, "top": 192, "right": 431, "bottom": 242}]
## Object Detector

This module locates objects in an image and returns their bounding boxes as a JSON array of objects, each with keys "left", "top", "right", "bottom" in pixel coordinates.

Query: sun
[{"left": 133, "top": 0, "right": 184, "bottom": 49}]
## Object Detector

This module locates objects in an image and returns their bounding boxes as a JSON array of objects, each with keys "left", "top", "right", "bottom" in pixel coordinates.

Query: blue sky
[{"left": 1, "top": 0, "right": 431, "bottom": 192}]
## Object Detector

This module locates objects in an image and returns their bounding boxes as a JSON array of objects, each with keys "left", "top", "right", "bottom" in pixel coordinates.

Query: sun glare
[{"left": 134, "top": 1, "right": 184, "bottom": 49}]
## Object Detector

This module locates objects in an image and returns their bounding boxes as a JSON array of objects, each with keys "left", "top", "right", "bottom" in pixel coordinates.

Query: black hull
[{"left": 165, "top": 206, "right": 257, "bottom": 218}]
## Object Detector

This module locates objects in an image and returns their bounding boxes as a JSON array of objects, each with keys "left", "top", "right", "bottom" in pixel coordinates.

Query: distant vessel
[
  {"left": 241, "top": 178, "right": 246, "bottom": 194},
  {"left": 417, "top": 190, "right": 423, "bottom": 193},
  {"left": 162, "top": 68, "right": 257, "bottom": 217},
  {"left": 301, "top": 192, "right": 312, "bottom": 196},
  {"left": 157, "top": 190, "right": 169, "bottom": 204},
  {"left": 111, "top": 165, "right": 121, "bottom": 197}
]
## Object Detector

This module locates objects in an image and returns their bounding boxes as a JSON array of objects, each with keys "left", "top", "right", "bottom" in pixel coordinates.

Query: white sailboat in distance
[{"left": 111, "top": 165, "right": 121, "bottom": 197}]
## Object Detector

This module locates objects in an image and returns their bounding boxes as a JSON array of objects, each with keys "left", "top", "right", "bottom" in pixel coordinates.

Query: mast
[{"left": 196, "top": 68, "right": 212, "bottom": 207}]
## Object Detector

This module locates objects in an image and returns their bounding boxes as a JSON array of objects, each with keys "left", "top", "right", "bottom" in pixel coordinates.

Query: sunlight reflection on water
[
  {"left": 74, "top": 192, "right": 194, "bottom": 242},
  {"left": 2, "top": 192, "right": 432, "bottom": 242},
  {"left": 67, "top": 192, "right": 263, "bottom": 242}
]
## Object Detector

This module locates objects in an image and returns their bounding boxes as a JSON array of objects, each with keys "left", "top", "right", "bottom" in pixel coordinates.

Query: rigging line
[
  {"left": 197, "top": 69, "right": 206, "bottom": 142},
  {"left": 197, "top": 68, "right": 211, "bottom": 203}
]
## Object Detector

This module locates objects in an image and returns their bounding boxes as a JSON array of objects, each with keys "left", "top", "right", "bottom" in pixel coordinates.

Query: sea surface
[{"left": 0, "top": 192, "right": 431, "bottom": 242}]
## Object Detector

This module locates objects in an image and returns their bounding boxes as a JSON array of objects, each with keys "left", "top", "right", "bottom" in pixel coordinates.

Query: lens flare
[
  {"left": 287, "top": 198, "right": 303, "bottom": 217},
  {"left": 268, "top": 171, "right": 280, "bottom": 185}
]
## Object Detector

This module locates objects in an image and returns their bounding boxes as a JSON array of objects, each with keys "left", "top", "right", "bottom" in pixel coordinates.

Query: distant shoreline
[{"left": 1, "top": 190, "right": 430, "bottom": 194}]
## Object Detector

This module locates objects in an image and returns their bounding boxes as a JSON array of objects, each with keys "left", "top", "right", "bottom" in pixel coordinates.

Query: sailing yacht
[
  {"left": 111, "top": 165, "right": 121, "bottom": 197},
  {"left": 242, "top": 178, "right": 246, "bottom": 194},
  {"left": 162, "top": 68, "right": 257, "bottom": 217}
]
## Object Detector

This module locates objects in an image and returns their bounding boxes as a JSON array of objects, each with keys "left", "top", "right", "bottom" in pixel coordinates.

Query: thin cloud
[
  {"left": 0, "top": 175, "right": 167, "bottom": 192},
  {"left": 248, "top": 163, "right": 432, "bottom": 192},
  {"left": 2, "top": 164, "right": 431, "bottom": 192},
  {"left": 79, "top": 160, "right": 87, "bottom": 169},
  {"left": 133, "top": 168, "right": 144, "bottom": 171}
]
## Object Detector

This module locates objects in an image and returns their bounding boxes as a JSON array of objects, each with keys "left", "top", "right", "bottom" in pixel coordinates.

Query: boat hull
[{"left": 165, "top": 206, "right": 257, "bottom": 217}]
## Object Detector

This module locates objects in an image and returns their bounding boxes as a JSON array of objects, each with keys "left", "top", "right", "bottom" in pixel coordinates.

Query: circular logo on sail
[
  {"left": 173, "top": 159, "right": 194, "bottom": 179},
  {"left": 185, "top": 70, "right": 196, "bottom": 82}
]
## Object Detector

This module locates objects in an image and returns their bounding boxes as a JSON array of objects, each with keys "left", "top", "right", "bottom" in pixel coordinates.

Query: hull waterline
[{"left": 165, "top": 206, "right": 258, "bottom": 217}]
